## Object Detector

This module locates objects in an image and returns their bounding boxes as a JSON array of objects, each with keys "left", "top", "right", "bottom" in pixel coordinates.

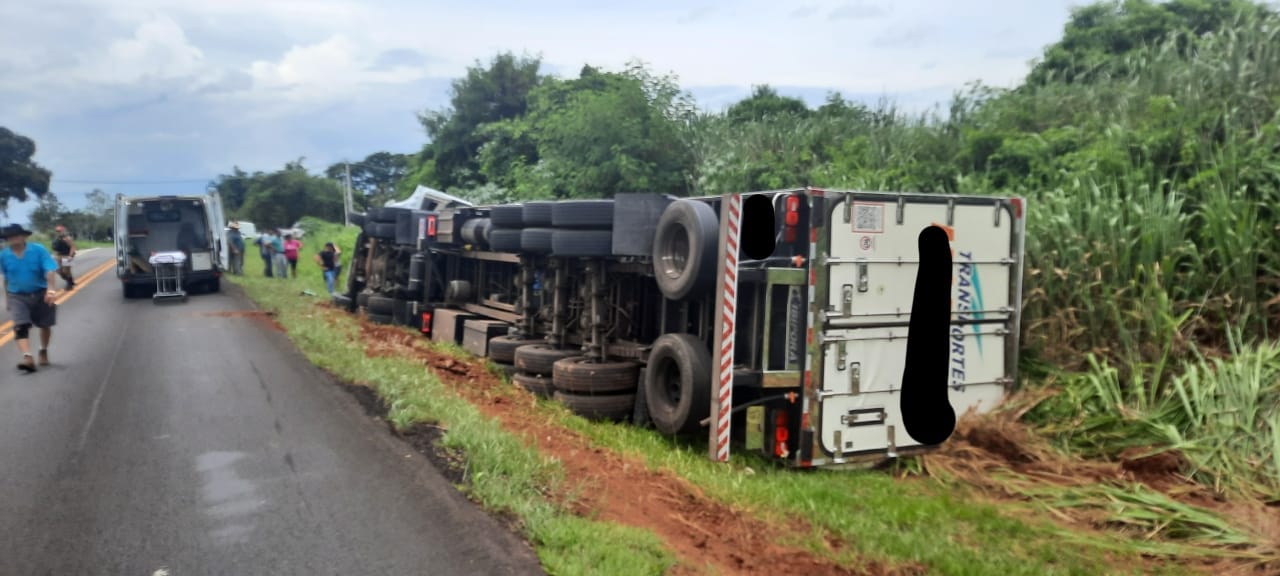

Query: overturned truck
[{"left": 340, "top": 186, "right": 1026, "bottom": 468}]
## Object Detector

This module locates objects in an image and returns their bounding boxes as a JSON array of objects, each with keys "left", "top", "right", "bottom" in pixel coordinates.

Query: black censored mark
[
  {"left": 739, "top": 194, "right": 776, "bottom": 260},
  {"left": 899, "top": 225, "right": 956, "bottom": 446}
]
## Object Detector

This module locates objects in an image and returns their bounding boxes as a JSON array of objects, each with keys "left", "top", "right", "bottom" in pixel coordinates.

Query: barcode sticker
[{"left": 852, "top": 202, "right": 884, "bottom": 233}]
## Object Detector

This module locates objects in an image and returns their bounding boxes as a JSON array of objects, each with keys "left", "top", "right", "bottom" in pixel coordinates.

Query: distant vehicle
[{"left": 114, "top": 193, "right": 227, "bottom": 298}]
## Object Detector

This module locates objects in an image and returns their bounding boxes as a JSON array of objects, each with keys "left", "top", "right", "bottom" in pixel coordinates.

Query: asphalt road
[{"left": 0, "top": 250, "right": 543, "bottom": 576}]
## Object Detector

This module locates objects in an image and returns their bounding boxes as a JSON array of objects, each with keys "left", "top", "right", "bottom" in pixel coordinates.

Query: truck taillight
[
  {"left": 427, "top": 215, "right": 438, "bottom": 238},
  {"left": 774, "top": 410, "right": 790, "bottom": 458},
  {"left": 1010, "top": 198, "right": 1023, "bottom": 219},
  {"left": 785, "top": 195, "right": 801, "bottom": 227},
  {"left": 421, "top": 312, "right": 432, "bottom": 334}
]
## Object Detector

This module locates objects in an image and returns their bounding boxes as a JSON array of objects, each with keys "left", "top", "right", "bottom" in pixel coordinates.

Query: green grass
[{"left": 229, "top": 221, "right": 675, "bottom": 576}]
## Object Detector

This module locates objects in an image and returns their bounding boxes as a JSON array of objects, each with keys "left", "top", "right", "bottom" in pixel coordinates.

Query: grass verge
[{"left": 228, "top": 223, "right": 675, "bottom": 576}]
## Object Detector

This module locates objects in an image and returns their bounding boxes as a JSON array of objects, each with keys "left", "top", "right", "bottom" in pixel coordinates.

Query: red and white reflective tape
[{"left": 715, "top": 194, "right": 742, "bottom": 462}]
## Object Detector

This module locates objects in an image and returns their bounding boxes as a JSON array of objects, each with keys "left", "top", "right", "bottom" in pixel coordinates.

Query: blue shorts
[{"left": 6, "top": 290, "right": 57, "bottom": 329}]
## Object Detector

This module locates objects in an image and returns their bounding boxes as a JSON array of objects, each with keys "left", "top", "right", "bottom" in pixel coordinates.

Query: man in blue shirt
[{"left": 1, "top": 224, "right": 61, "bottom": 373}]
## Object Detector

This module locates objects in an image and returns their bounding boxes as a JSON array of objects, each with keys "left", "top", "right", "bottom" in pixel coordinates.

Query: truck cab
[{"left": 114, "top": 193, "right": 227, "bottom": 299}]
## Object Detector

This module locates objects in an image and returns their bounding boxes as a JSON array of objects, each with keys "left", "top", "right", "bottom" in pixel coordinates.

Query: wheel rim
[
  {"left": 659, "top": 223, "right": 690, "bottom": 280},
  {"left": 656, "top": 356, "right": 682, "bottom": 407}
]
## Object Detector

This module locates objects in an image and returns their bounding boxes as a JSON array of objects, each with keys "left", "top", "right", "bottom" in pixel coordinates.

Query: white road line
[{"left": 76, "top": 314, "right": 132, "bottom": 454}]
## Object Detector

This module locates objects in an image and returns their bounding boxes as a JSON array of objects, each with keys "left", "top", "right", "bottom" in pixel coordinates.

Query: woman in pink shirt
[{"left": 283, "top": 234, "right": 303, "bottom": 277}]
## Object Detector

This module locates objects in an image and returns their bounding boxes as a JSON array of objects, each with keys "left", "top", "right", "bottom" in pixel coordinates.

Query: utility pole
[{"left": 343, "top": 162, "right": 353, "bottom": 227}]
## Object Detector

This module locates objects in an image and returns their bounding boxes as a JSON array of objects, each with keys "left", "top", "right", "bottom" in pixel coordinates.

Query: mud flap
[{"left": 899, "top": 225, "right": 956, "bottom": 446}]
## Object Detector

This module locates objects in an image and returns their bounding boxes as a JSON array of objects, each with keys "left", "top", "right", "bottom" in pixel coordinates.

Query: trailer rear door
[{"left": 816, "top": 192, "right": 1023, "bottom": 460}]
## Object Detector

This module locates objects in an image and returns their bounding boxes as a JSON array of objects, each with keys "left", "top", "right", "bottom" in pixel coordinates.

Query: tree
[
  {"left": 0, "top": 127, "right": 52, "bottom": 213},
  {"left": 415, "top": 52, "right": 544, "bottom": 189},
  {"left": 506, "top": 62, "right": 695, "bottom": 198},
  {"left": 28, "top": 193, "right": 65, "bottom": 232},
  {"left": 725, "top": 85, "right": 811, "bottom": 124},
  {"left": 325, "top": 152, "right": 412, "bottom": 209},
  {"left": 238, "top": 161, "right": 344, "bottom": 228},
  {"left": 85, "top": 188, "right": 111, "bottom": 217},
  {"left": 209, "top": 167, "right": 257, "bottom": 213}
]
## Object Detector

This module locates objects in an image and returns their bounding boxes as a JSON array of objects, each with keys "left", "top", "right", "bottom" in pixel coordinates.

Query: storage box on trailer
[
  {"left": 462, "top": 319, "right": 510, "bottom": 357},
  {"left": 432, "top": 308, "right": 477, "bottom": 345}
]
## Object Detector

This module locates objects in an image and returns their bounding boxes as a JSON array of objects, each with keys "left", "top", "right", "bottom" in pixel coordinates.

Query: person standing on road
[
  {"left": 227, "top": 222, "right": 245, "bottom": 275},
  {"left": 1, "top": 224, "right": 61, "bottom": 373},
  {"left": 256, "top": 230, "right": 274, "bottom": 277},
  {"left": 271, "top": 229, "right": 289, "bottom": 280},
  {"left": 315, "top": 242, "right": 340, "bottom": 295},
  {"left": 51, "top": 224, "right": 76, "bottom": 290},
  {"left": 283, "top": 234, "right": 302, "bottom": 278}
]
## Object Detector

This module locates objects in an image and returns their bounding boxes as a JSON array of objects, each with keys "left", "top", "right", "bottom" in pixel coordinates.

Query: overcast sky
[{"left": 1, "top": 0, "right": 1077, "bottom": 223}]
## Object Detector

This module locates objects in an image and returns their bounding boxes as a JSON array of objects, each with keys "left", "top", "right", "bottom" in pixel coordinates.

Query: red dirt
[
  {"left": 352, "top": 318, "right": 907, "bottom": 576},
  {"left": 198, "top": 310, "right": 284, "bottom": 332}
]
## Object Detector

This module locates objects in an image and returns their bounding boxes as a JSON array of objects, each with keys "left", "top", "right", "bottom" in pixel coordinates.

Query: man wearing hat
[
  {"left": 227, "top": 221, "right": 245, "bottom": 276},
  {"left": 1, "top": 224, "right": 61, "bottom": 372}
]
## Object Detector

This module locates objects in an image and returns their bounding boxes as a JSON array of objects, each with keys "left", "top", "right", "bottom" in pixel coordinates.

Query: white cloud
[
  {"left": 245, "top": 34, "right": 429, "bottom": 104},
  {"left": 79, "top": 15, "right": 206, "bottom": 84}
]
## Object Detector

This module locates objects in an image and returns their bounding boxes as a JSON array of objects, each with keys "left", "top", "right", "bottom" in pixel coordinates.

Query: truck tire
[
  {"left": 489, "top": 336, "right": 542, "bottom": 364},
  {"left": 514, "top": 344, "right": 579, "bottom": 377},
  {"left": 331, "top": 293, "right": 352, "bottom": 307},
  {"left": 347, "top": 212, "right": 367, "bottom": 228},
  {"left": 461, "top": 218, "right": 490, "bottom": 247},
  {"left": 490, "top": 205, "right": 524, "bottom": 228},
  {"left": 489, "top": 229, "right": 522, "bottom": 252},
  {"left": 652, "top": 199, "right": 718, "bottom": 300},
  {"left": 520, "top": 228, "right": 555, "bottom": 255},
  {"left": 553, "top": 356, "right": 640, "bottom": 394},
  {"left": 551, "top": 200, "right": 615, "bottom": 228},
  {"left": 367, "top": 295, "right": 396, "bottom": 316},
  {"left": 514, "top": 372, "right": 554, "bottom": 398},
  {"left": 357, "top": 292, "right": 371, "bottom": 309},
  {"left": 554, "top": 391, "right": 636, "bottom": 421},
  {"left": 644, "top": 333, "right": 711, "bottom": 435},
  {"left": 367, "top": 312, "right": 394, "bottom": 325},
  {"left": 522, "top": 201, "right": 554, "bottom": 227},
  {"left": 551, "top": 230, "right": 612, "bottom": 258}
]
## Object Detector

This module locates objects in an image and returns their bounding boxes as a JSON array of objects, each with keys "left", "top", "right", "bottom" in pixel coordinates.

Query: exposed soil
[
  {"left": 198, "top": 310, "right": 285, "bottom": 332},
  {"left": 351, "top": 317, "right": 908, "bottom": 576}
]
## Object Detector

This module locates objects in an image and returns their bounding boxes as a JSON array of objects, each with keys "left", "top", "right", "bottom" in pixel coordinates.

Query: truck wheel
[
  {"left": 522, "top": 201, "right": 554, "bottom": 227},
  {"left": 652, "top": 200, "right": 718, "bottom": 300},
  {"left": 357, "top": 292, "right": 371, "bottom": 309},
  {"left": 367, "top": 295, "right": 395, "bottom": 315},
  {"left": 208, "top": 278, "right": 221, "bottom": 293},
  {"left": 513, "top": 372, "right": 554, "bottom": 398},
  {"left": 551, "top": 200, "right": 615, "bottom": 228},
  {"left": 122, "top": 284, "right": 137, "bottom": 299},
  {"left": 489, "top": 229, "right": 522, "bottom": 252},
  {"left": 644, "top": 333, "right": 711, "bottom": 435},
  {"left": 520, "top": 228, "right": 555, "bottom": 255},
  {"left": 368, "top": 312, "right": 394, "bottom": 325},
  {"left": 551, "top": 230, "right": 612, "bottom": 258},
  {"left": 554, "top": 391, "right": 636, "bottom": 421},
  {"left": 553, "top": 356, "right": 640, "bottom": 394},
  {"left": 490, "top": 205, "right": 524, "bottom": 228},
  {"left": 347, "top": 212, "right": 367, "bottom": 227},
  {"left": 331, "top": 293, "right": 352, "bottom": 307},
  {"left": 489, "top": 336, "right": 541, "bottom": 364},
  {"left": 514, "top": 344, "right": 579, "bottom": 377}
]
